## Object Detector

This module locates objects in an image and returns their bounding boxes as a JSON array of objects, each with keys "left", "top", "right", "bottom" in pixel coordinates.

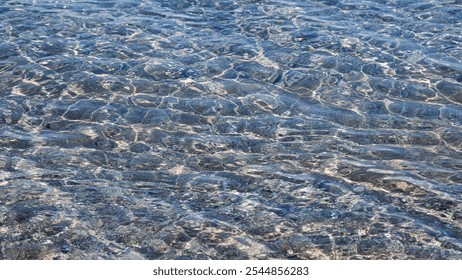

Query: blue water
[{"left": 0, "top": 0, "right": 461, "bottom": 259}]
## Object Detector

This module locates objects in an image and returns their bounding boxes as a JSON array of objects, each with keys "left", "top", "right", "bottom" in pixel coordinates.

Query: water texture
[{"left": 0, "top": 0, "right": 461, "bottom": 259}]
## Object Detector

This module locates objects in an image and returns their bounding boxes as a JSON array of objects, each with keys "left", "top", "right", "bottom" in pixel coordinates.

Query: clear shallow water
[{"left": 0, "top": 0, "right": 461, "bottom": 260}]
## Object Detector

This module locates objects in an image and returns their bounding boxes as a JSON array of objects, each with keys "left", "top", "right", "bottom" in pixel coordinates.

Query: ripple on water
[{"left": 0, "top": 0, "right": 462, "bottom": 260}]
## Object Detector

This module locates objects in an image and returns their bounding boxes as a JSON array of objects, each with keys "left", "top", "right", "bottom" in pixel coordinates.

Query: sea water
[{"left": 0, "top": 0, "right": 461, "bottom": 259}]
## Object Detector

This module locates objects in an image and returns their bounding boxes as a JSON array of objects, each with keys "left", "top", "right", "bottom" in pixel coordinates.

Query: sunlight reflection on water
[{"left": 0, "top": 0, "right": 461, "bottom": 260}]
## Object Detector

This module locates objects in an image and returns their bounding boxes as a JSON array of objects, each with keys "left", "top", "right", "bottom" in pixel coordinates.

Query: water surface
[{"left": 1, "top": 0, "right": 462, "bottom": 259}]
